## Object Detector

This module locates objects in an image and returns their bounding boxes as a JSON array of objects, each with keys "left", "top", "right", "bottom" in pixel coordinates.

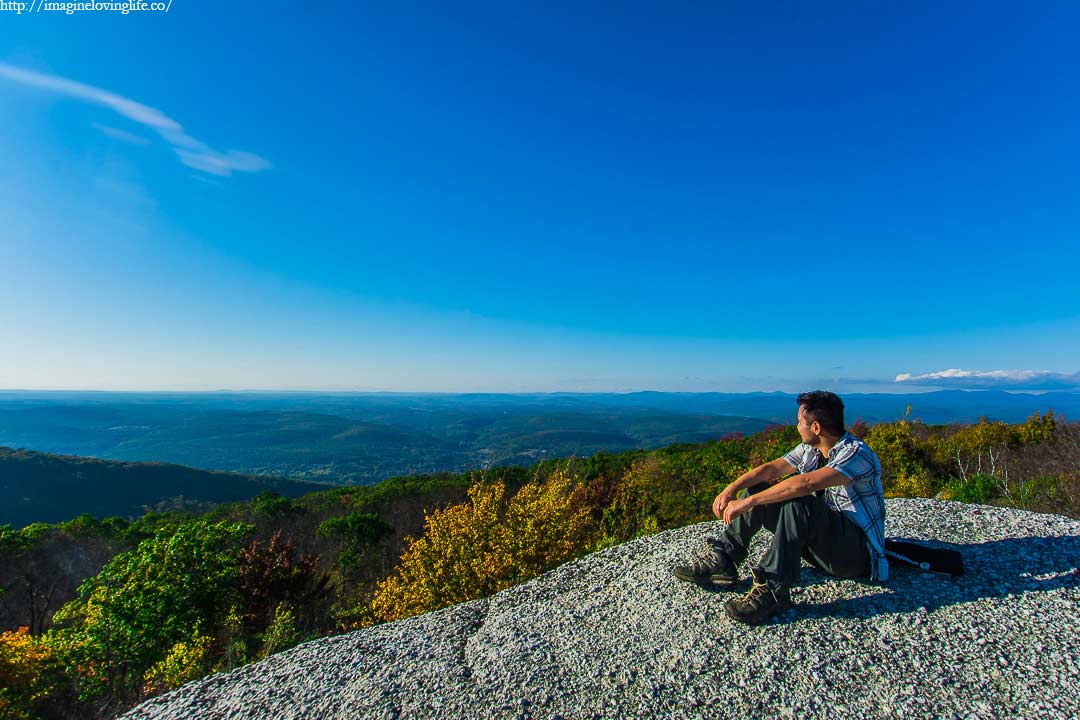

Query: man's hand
[
  {"left": 722, "top": 496, "right": 755, "bottom": 524},
  {"left": 712, "top": 486, "right": 739, "bottom": 520}
]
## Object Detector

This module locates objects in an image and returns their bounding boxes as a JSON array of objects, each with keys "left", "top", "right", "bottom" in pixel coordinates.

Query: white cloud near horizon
[
  {"left": 0, "top": 63, "right": 270, "bottom": 177},
  {"left": 895, "top": 368, "right": 1080, "bottom": 391}
]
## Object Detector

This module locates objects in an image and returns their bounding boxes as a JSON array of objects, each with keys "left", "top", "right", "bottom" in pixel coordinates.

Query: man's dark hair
[{"left": 797, "top": 390, "right": 845, "bottom": 436}]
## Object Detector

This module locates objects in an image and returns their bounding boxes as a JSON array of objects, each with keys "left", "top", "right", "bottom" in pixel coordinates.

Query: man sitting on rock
[{"left": 674, "top": 390, "right": 887, "bottom": 624}]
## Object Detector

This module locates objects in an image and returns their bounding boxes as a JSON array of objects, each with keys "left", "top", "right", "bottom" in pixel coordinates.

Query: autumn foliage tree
[
  {"left": 237, "top": 530, "right": 334, "bottom": 638},
  {"left": 0, "top": 627, "right": 57, "bottom": 719},
  {"left": 370, "top": 468, "right": 593, "bottom": 623}
]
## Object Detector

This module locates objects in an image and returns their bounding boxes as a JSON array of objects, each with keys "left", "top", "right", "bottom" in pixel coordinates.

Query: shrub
[
  {"left": 259, "top": 603, "right": 300, "bottom": 659},
  {"left": 237, "top": 531, "right": 333, "bottom": 637},
  {"left": 600, "top": 456, "right": 666, "bottom": 542},
  {"left": 864, "top": 421, "right": 936, "bottom": 497},
  {"left": 142, "top": 632, "right": 213, "bottom": 694},
  {"left": 0, "top": 627, "right": 57, "bottom": 720},
  {"left": 942, "top": 473, "right": 997, "bottom": 504},
  {"left": 370, "top": 468, "right": 592, "bottom": 623}
]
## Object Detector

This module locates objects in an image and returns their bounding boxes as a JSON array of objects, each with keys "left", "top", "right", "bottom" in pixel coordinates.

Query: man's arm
[
  {"left": 711, "top": 457, "right": 796, "bottom": 520},
  {"left": 730, "top": 457, "right": 796, "bottom": 493},
  {"left": 720, "top": 466, "right": 851, "bottom": 524}
]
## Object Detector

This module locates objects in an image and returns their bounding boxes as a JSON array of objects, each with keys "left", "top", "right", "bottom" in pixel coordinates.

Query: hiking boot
[
  {"left": 723, "top": 567, "right": 792, "bottom": 625},
  {"left": 673, "top": 542, "right": 740, "bottom": 587}
]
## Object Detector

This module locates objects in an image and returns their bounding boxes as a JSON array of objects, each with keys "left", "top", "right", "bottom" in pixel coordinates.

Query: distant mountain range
[{"left": 0, "top": 390, "right": 1074, "bottom": 486}]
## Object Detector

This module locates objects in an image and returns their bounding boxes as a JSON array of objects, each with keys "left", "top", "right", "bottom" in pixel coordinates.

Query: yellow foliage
[
  {"left": 1016, "top": 410, "right": 1056, "bottom": 444},
  {"left": 0, "top": 627, "right": 55, "bottom": 719},
  {"left": 946, "top": 419, "right": 1012, "bottom": 456},
  {"left": 640, "top": 515, "right": 660, "bottom": 536},
  {"left": 601, "top": 457, "right": 671, "bottom": 540},
  {"left": 142, "top": 632, "right": 212, "bottom": 694},
  {"left": 885, "top": 471, "right": 934, "bottom": 498},
  {"left": 370, "top": 469, "right": 592, "bottom": 624},
  {"left": 259, "top": 603, "right": 300, "bottom": 660},
  {"left": 220, "top": 606, "right": 248, "bottom": 670}
]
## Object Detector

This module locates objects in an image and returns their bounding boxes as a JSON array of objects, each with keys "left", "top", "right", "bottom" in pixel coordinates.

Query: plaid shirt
[{"left": 783, "top": 432, "right": 888, "bottom": 581}]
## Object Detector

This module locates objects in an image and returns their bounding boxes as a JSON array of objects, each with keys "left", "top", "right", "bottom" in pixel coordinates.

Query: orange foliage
[{"left": 0, "top": 627, "right": 55, "bottom": 718}]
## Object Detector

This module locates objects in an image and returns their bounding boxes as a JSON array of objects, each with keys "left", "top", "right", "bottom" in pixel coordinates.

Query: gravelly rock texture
[{"left": 120, "top": 499, "right": 1080, "bottom": 719}]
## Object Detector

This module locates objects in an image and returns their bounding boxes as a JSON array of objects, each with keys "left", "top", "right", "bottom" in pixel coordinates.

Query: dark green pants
[{"left": 712, "top": 483, "right": 871, "bottom": 591}]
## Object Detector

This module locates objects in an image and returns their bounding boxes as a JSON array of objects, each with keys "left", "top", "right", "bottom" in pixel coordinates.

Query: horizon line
[{"left": 0, "top": 387, "right": 1056, "bottom": 396}]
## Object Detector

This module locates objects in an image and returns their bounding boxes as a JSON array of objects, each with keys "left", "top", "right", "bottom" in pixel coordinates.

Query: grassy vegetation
[{"left": 1, "top": 412, "right": 1076, "bottom": 719}]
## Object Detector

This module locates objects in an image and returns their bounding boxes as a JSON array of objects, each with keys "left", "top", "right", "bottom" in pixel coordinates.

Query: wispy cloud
[
  {"left": 0, "top": 63, "right": 270, "bottom": 177},
  {"left": 92, "top": 122, "right": 151, "bottom": 146},
  {"left": 895, "top": 368, "right": 1080, "bottom": 391}
]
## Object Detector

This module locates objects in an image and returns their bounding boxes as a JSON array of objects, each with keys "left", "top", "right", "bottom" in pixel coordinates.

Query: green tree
[
  {"left": 316, "top": 511, "right": 393, "bottom": 573},
  {"left": 50, "top": 519, "right": 253, "bottom": 697}
]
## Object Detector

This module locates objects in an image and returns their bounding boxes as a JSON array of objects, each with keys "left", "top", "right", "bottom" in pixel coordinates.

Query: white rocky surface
[{"left": 120, "top": 499, "right": 1080, "bottom": 719}]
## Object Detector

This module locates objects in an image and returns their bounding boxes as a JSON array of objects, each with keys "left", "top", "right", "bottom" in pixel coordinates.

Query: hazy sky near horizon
[{"left": 2, "top": 2, "right": 1079, "bottom": 393}]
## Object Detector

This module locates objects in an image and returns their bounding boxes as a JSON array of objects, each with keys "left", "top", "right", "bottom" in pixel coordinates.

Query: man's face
[{"left": 796, "top": 405, "right": 820, "bottom": 445}]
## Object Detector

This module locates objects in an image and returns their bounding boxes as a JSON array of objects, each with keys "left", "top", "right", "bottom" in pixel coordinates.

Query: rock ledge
[{"left": 121, "top": 499, "right": 1080, "bottom": 719}]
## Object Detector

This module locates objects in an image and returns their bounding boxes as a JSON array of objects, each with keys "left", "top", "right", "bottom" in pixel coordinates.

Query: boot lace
[
  {"left": 690, "top": 548, "right": 726, "bottom": 575},
  {"left": 737, "top": 580, "right": 774, "bottom": 611}
]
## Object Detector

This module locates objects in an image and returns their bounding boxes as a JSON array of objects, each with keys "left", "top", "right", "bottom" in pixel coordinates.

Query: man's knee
[
  {"left": 740, "top": 482, "right": 772, "bottom": 499},
  {"left": 778, "top": 496, "right": 813, "bottom": 517},
  {"left": 776, "top": 496, "right": 815, "bottom": 531}
]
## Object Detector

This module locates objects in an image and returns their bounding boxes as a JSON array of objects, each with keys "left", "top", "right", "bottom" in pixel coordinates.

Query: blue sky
[{"left": 2, "top": 1, "right": 1079, "bottom": 393}]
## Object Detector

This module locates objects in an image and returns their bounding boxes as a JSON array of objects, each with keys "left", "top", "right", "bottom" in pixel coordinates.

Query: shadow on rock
[{"left": 792, "top": 535, "right": 1080, "bottom": 620}]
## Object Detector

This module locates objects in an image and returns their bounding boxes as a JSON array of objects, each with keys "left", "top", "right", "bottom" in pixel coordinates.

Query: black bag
[{"left": 884, "top": 539, "right": 965, "bottom": 577}]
